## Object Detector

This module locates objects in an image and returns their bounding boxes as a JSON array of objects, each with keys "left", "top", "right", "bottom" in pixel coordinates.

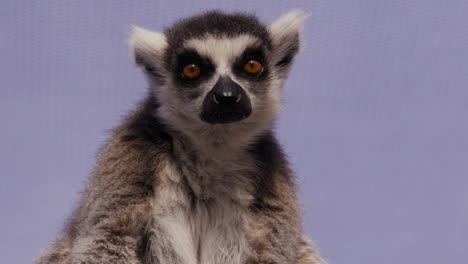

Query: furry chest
[{"left": 150, "top": 161, "right": 251, "bottom": 264}]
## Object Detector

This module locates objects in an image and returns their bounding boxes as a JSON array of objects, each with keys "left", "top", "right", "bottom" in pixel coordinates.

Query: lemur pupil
[
  {"left": 183, "top": 64, "right": 200, "bottom": 79},
  {"left": 244, "top": 60, "right": 262, "bottom": 75}
]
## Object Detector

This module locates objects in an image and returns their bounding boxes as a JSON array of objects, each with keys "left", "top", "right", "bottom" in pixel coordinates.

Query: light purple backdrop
[{"left": 1, "top": 1, "right": 467, "bottom": 263}]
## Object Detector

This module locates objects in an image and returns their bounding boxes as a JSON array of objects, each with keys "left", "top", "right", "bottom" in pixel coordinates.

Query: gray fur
[{"left": 36, "top": 10, "right": 326, "bottom": 264}]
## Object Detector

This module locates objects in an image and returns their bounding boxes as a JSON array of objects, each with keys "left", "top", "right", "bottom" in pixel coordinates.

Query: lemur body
[{"left": 37, "top": 10, "right": 326, "bottom": 264}]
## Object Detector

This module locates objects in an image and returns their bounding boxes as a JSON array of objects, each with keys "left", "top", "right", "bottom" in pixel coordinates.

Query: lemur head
[{"left": 130, "top": 10, "right": 307, "bottom": 143}]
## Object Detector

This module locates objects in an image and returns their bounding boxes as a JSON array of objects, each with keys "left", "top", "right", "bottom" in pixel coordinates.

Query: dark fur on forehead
[{"left": 164, "top": 10, "right": 272, "bottom": 50}]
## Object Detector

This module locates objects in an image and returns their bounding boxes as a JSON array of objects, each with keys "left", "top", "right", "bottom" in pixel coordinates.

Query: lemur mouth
[
  {"left": 201, "top": 111, "right": 251, "bottom": 124},
  {"left": 200, "top": 77, "right": 252, "bottom": 124}
]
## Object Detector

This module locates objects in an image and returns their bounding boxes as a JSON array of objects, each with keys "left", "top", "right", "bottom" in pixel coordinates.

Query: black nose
[
  {"left": 213, "top": 78, "right": 242, "bottom": 105},
  {"left": 200, "top": 77, "right": 252, "bottom": 124}
]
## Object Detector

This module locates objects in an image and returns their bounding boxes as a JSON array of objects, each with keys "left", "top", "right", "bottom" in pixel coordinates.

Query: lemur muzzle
[{"left": 200, "top": 77, "right": 252, "bottom": 124}]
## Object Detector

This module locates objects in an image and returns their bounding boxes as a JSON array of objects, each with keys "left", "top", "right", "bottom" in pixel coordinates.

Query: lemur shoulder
[{"left": 37, "top": 10, "right": 326, "bottom": 264}]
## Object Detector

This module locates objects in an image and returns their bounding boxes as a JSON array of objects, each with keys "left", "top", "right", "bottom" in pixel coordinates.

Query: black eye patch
[
  {"left": 233, "top": 47, "right": 269, "bottom": 81},
  {"left": 174, "top": 49, "right": 215, "bottom": 85}
]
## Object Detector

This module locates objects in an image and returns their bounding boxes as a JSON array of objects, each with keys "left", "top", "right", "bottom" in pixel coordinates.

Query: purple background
[{"left": 1, "top": 1, "right": 467, "bottom": 263}]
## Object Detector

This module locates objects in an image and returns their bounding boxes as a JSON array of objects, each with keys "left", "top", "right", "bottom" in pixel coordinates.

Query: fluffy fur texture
[{"left": 36, "top": 10, "right": 326, "bottom": 264}]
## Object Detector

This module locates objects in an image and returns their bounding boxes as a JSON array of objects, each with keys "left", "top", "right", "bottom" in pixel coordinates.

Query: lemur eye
[
  {"left": 243, "top": 60, "right": 263, "bottom": 75},
  {"left": 182, "top": 64, "right": 201, "bottom": 79}
]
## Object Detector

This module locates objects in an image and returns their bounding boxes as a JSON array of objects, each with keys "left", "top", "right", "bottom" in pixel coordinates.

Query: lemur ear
[
  {"left": 269, "top": 10, "right": 309, "bottom": 68},
  {"left": 129, "top": 26, "right": 168, "bottom": 75}
]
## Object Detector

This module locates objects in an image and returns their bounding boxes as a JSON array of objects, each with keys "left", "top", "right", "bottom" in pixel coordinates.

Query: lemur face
[
  {"left": 130, "top": 10, "right": 307, "bottom": 133},
  {"left": 170, "top": 35, "right": 269, "bottom": 124}
]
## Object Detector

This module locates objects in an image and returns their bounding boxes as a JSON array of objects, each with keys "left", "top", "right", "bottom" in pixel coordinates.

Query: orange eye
[
  {"left": 244, "top": 60, "right": 263, "bottom": 75},
  {"left": 182, "top": 64, "right": 201, "bottom": 79}
]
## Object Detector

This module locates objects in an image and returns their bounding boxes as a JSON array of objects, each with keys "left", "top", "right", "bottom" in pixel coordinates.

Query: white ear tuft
[
  {"left": 128, "top": 25, "right": 167, "bottom": 65},
  {"left": 268, "top": 10, "right": 309, "bottom": 69},
  {"left": 269, "top": 9, "right": 309, "bottom": 44}
]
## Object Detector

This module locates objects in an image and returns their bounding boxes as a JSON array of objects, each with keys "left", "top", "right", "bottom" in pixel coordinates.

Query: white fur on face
[{"left": 184, "top": 35, "right": 261, "bottom": 76}]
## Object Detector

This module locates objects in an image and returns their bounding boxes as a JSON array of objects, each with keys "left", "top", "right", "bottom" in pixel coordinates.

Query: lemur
[{"left": 36, "top": 10, "right": 326, "bottom": 264}]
